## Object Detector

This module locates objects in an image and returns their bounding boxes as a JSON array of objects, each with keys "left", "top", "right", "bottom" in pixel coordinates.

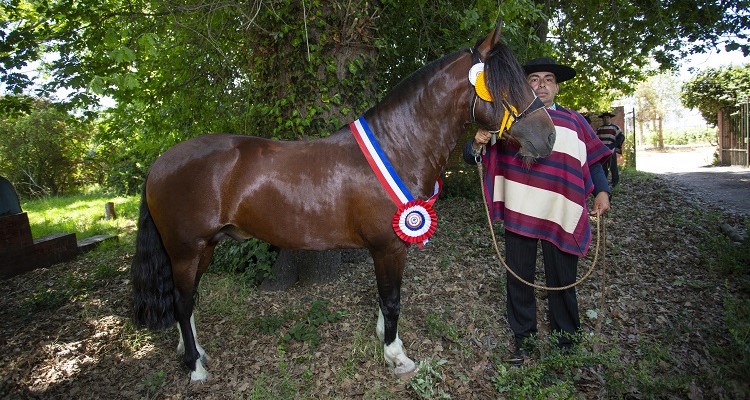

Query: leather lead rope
[{"left": 476, "top": 160, "right": 605, "bottom": 291}]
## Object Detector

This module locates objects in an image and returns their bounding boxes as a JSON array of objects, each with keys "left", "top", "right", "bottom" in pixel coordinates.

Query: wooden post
[{"left": 104, "top": 202, "right": 117, "bottom": 220}]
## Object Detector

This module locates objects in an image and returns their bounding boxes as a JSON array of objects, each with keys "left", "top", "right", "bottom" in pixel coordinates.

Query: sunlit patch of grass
[
  {"left": 21, "top": 192, "right": 139, "bottom": 239},
  {"left": 617, "top": 167, "right": 655, "bottom": 186},
  {"left": 338, "top": 326, "right": 380, "bottom": 383},
  {"left": 119, "top": 320, "right": 166, "bottom": 357}
]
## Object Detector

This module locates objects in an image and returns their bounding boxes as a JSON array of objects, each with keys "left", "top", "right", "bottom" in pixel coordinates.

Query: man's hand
[
  {"left": 474, "top": 129, "right": 492, "bottom": 145},
  {"left": 591, "top": 191, "right": 611, "bottom": 216}
]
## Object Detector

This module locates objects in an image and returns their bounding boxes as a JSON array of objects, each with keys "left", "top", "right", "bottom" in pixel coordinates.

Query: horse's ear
[{"left": 477, "top": 18, "right": 504, "bottom": 59}]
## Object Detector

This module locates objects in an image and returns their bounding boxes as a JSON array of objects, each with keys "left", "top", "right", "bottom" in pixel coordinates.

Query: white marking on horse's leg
[
  {"left": 189, "top": 314, "right": 209, "bottom": 362},
  {"left": 190, "top": 357, "right": 209, "bottom": 383},
  {"left": 177, "top": 324, "right": 185, "bottom": 354},
  {"left": 176, "top": 314, "right": 208, "bottom": 362},
  {"left": 383, "top": 336, "right": 417, "bottom": 376},
  {"left": 376, "top": 308, "right": 385, "bottom": 343}
]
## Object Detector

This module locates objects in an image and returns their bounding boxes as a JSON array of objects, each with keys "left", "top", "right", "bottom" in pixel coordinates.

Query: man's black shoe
[{"left": 504, "top": 348, "right": 529, "bottom": 367}]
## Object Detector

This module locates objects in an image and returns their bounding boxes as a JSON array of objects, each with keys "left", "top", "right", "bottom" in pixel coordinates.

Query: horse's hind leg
[
  {"left": 176, "top": 308, "right": 208, "bottom": 362},
  {"left": 173, "top": 244, "right": 215, "bottom": 382},
  {"left": 371, "top": 245, "right": 417, "bottom": 377}
]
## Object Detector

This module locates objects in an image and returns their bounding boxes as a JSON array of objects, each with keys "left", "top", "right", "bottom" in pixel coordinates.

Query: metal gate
[{"left": 718, "top": 99, "right": 750, "bottom": 166}]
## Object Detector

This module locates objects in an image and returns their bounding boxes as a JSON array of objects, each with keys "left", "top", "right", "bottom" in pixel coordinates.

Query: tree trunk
[
  {"left": 259, "top": 249, "right": 342, "bottom": 291},
  {"left": 104, "top": 202, "right": 117, "bottom": 220},
  {"left": 657, "top": 114, "right": 664, "bottom": 150}
]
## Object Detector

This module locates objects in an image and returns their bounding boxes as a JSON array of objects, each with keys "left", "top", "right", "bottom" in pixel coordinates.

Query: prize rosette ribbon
[{"left": 391, "top": 199, "right": 437, "bottom": 244}]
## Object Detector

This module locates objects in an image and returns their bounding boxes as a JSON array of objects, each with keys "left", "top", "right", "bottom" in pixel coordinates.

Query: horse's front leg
[{"left": 371, "top": 245, "right": 417, "bottom": 377}]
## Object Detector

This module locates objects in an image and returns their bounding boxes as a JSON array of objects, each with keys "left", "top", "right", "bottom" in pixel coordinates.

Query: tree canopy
[
  {"left": 1, "top": 0, "right": 748, "bottom": 193},
  {"left": 532, "top": 0, "right": 750, "bottom": 110},
  {"left": 0, "top": 97, "right": 101, "bottom": 196},
  {"left": 681, "top": 64, "right": 750, "bottom": 126}
]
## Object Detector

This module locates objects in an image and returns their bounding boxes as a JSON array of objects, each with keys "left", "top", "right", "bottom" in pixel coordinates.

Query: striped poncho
[{"left": 482, "top": 107, "right": 611, "bottom": 257}]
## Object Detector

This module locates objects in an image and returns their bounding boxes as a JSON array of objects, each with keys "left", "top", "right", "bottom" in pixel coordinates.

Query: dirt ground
[{"left": 0, "top": 147, "right": 748, "bottom": 399}]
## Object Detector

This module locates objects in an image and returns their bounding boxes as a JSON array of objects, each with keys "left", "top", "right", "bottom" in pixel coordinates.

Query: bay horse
[{"left": 131, "top": 22, "right": 555, "bottom": 382}]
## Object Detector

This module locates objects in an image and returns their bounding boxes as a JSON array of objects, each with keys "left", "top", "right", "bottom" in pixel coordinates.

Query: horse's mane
[{"left": 484, "top": 41, "right": 529, "bottom": 123}]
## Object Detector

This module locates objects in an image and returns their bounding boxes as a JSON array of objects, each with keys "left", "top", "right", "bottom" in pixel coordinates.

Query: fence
[{"left": 718, "top": 99, "right": 750, "bottom": 166}]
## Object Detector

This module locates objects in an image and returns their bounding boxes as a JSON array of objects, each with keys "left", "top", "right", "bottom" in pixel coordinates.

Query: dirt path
[{"left": 636, "top": 145, "right": 750, "bottom": 216}]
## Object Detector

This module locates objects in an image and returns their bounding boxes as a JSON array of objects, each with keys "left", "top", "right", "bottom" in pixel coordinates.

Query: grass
[{"left": 21, "top": 191, "right": 140, "bottom": 239}]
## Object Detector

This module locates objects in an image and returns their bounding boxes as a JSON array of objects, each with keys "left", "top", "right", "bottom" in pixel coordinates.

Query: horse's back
[{"left": 145, "top": 133, "right": 388, "bottom": 250}]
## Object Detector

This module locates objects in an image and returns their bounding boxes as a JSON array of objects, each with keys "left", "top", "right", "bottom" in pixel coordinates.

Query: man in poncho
[{"left": 463, "top": 57, "right": 612, "bottom": 366}]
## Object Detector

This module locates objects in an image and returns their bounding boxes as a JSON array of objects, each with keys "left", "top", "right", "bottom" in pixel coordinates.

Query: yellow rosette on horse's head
[{"left": 474, "top": 71, "right": 493, "bottom": 102}]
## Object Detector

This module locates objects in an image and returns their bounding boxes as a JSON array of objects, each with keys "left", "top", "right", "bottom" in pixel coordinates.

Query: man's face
[{"left": 527, "top": 71, "right": 559, "bottom": 107}]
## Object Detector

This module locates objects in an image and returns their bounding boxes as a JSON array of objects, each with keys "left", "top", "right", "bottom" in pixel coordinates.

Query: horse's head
[{"left": 469, "top": 21, "right": 556, "bottom": 159}]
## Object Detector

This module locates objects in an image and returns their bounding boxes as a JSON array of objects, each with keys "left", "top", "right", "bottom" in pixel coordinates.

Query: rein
[{"left": 474, "top": 159, "right": 605, "bottom": 291}]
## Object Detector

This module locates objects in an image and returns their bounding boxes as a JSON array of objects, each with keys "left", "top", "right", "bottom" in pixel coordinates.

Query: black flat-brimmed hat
[
  {"left": 522, "top": 57, "right": 576, "bottom": 83},
  {"left": 598, "top": 111, "right": 616, "bottom": 118}
]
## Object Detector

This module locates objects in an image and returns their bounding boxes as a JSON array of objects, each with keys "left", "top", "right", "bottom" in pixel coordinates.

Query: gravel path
[{"left": 635, "top": 145, "right": 750, "bottom": 216}]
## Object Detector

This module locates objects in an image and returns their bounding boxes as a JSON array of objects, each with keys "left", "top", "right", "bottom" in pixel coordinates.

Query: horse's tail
[{"left": 131, "top": 182, "right": 176, "bottom": 330}]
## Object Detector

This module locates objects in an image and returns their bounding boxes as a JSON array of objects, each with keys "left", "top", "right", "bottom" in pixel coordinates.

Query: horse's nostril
[{"left": 547, "top": 132, "right": 556, "bottom": 147}]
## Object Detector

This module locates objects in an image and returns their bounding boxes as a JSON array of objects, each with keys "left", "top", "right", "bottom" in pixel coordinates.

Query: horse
[{"left": 130, "top": 21, "right": 556, "bottom": 382}]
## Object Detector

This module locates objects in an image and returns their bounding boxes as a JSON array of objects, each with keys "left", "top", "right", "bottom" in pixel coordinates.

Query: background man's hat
[
  {"left": 522, "top": 57, "right": 576, "bottom": 82},
  {"left": 598, "top": 111, "right": 616, "bottom": 118}
]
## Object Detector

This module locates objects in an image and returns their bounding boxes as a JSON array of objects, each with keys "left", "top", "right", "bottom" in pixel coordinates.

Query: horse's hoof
[
  {"left": 189, "top": 359, "right": 209, "bottom": 383},
  {"left": 393, "top": 357, "right": 417, "bottom": 377},
  {"left": 395, "top": 363, "right": 419, "bottom": 381}
]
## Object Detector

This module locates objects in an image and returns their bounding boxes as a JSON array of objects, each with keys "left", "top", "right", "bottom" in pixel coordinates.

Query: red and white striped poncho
[{"left": 481, "top": 106, "right": 611, "bottom": 257}]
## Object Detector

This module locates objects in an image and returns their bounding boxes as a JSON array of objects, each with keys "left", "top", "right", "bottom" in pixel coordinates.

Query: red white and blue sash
[{"left": 350, "top": 117, "right": 441, "bottom": 247}]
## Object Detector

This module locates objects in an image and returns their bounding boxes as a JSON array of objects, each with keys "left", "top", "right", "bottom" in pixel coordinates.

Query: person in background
[
  {"left": 596, "top": 111, "right": 625, "bottom": 187},
  {"left": 463, "top": 57, "right": 612, "bottom": 366}
]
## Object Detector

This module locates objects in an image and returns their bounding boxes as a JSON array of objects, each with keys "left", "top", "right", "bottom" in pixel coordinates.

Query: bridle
[{"left": 467, "top": 47, "right": 546, "bottom": 135}]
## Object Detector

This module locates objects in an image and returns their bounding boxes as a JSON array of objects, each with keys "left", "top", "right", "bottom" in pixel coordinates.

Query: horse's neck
[{"left": 364, "top": 55, "right": 470, "bottom": 196}]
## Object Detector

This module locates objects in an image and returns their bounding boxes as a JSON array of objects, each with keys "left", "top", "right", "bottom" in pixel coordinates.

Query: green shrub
[
  {"left": 647, "top": 127, "right": 716, "bottom": 147},
  {"left": 0, "top": 98, "right": 102, "bottom": 197},
  {"left": 440, "top": 168, "right": 482, "bottom": 200},
  {"left": 722, "top": 295, "right": 750, "bottom": 389},
  {"left": 208, "top": 238, "right": 277, "bottom": 285}
]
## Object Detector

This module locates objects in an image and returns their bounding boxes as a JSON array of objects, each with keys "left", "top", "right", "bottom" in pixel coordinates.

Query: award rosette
[
  {"left": 392, "top": 199, "right": 437, "bottom": 244},
  {"left": 351, "top": 116, "right": 441, "bottom": 247}
]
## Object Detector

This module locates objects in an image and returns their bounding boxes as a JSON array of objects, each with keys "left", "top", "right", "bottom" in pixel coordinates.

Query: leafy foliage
[
  {"left": 648, "top": 127, "right": 716, "bottom": 147},
  {"left": 208, "top": 239, "right": 277, "bottom": 286},
  {"left": 492, "top": 334, "right": 617, "bottom": 399},
  {"left": 723, "top": 294, "right": 750, "bottom": 386},
  {"left": 0, "top": 96, "right": 102, "bottom": 196},
  {"left": 408, "top": 359, "right": 451, "bottom": 400},
  {"left": 681, "top": 64, "right": 750, "bottom": 126}
]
